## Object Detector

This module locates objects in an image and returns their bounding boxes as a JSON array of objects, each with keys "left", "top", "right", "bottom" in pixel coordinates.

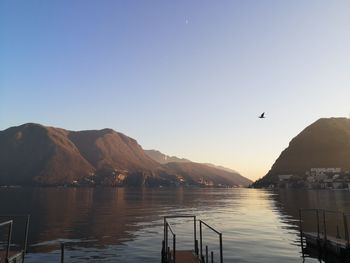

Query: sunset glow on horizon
[{"left": 1, "top": 1, "right": 350, "bottom": 180}]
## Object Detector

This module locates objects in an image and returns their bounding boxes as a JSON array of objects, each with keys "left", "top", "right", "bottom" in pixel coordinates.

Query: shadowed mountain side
[
  {"left": 162, "top": 162, "right": 252, "bottom": 186},
  {"left": 254, "top": 118, "right": 350, "bottom": 186},
  {"left": 0, "top": 123, "right": 251, "bottom": 187},
  {"left": 0, "top": 123, "right": 94, "bottom": 185},
  {"left": 68, "top": 130, "right": 159, "bottom": 171}
]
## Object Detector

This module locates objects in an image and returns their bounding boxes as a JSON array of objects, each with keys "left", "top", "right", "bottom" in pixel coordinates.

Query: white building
[
  {"left": 310, "top": 168, "right": 341, "bottom": 176},
  {"left": 278, "top": 174, "right": 293, "bottom": 181}
]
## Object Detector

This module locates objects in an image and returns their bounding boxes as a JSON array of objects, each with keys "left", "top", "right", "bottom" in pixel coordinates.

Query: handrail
[
  {"left": 162, "top": 215, "right": 198, "bottom": 263},
  {"left": 165, "top": 215, "right": 198, "bottom": 218},
  {"left": 200, "top": 220, "right": 221, "bottom": 235},
  {"left": 167, "top": 222, "right": 175, "bottom": 236},
  {"left": 0, "top": 220, "right": 13, "bottom": 260},
  {"left": 199, "top": 220, "right": 223, "bottom": 263},
  {"left": 166, "top": 222, "right": 176, "bottom": 263},
  {"left": 162, "top": 215, "right": 223, "bottom": 263},
  {"left": 164, "top": 221, "right": 176, "bottom": 262},
  {"left": 0, "top": 220, "right": 13, "bottom": 227},
  {"left": 0, "top": 214, "right": 30, "bottom": 262},
  {"left": 164, "top": 215, "right": 197, "bottom": 254}
]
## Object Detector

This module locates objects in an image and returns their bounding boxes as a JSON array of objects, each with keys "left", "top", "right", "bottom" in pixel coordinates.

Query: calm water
[{"left": 1, "top": 187, "right": 350, "bottom": 262}]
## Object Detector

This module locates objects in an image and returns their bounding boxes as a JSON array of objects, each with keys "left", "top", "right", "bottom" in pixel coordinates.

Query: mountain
[
  {"left": 144, "top": 150, "right": 190, "bottom": 164},
  {"left": 0, "top": 123, "right": 159, "bottom": 186},
  {"left": 145, "top": 149, "right": 239, "bottom": 174},
  {"left": 0, "top": 123, "right": 251, "bottom": 187},
  {"left": 145, "top": 150, "right": 251, "bottom": 186},
  {"left": 0, "top": 123, "right": 95, "bottom": 185},
  {"left": 254, "top": 118, "right": 350, "bottom": 186},
  {"left": 202, "top": 163, "right": 239, "bottom": 174},
  {"left": 68, "top": 130, "right": 158, "bottom": 172},
  {"left": 163, "top": 162, "right": 251, "bottom": 186}
]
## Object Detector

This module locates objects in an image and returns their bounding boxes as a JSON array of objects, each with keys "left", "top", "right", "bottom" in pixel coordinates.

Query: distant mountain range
[
  {"left": 145, "top": 149, "right": 239, "bottom": 174},
  {"left": 254, "top": 118, "right": 350, "bottom": 187},
  {"left": 144, "top": 150, "right": 190, "bottom": 164},
  {"left": 0, "top": 123, "right": 251, "bottom": 187}
]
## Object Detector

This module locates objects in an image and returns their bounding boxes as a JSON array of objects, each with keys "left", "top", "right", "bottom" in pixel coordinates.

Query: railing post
[
  {"left": 166, "top": 223, "right": 168, "bottom": 260},
  {"left": 200, "top": 221, "right": 203, "bottom": 259},
  {"left": 61, "top": 243, "right": 65, "bottom": 263},
  {"left": 206, "top": 245, "right": 208, "bottom": 263},
  {"left": 299, "top": 209, "right": 304, "bottom": 249},
  {"left": 164, "top": 218, "right": 167, "bottom": 254},
  {"left": 22, "top": 215, "right": 30, "bottom": 262},
  {"left": 161, "top": 240, "right": 165, "bottom": 263},
  {"left": 316, "top": 209, "right": 320, "bottom": 239},
  {"left": 194, "top": 216, "right": 197, "bottom": 253},
  {"left": 173, "top": 234, "right": 176, "bottom": 263},
  {"left": 6, "top": 221, "right": 13, "bottom": 261},
  {"left": 219, "top": 233, "right": 223, "bottom": 263},
  {"left": 344, "top": 213, "right": 349, "bottom": 248},
  {"left": 323, "top": 210, "right": 327, "bottom": 241},
  {"left": 211, "top": 251, "right": 214, "bottom": 263}
]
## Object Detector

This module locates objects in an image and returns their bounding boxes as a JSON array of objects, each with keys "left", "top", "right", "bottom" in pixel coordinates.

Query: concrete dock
[{"left": 299, "top": 209, "right": 350, "bottom": 258}]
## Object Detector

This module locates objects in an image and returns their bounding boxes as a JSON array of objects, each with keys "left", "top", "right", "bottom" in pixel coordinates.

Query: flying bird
[{"left": 259, "top": 112, "right": 265, "bottom": 119}]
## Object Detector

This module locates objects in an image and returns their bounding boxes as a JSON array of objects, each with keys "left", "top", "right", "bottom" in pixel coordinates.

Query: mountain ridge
[
  {"left": 145, "top": 149, "right": 242, "bottom": 178},
  {"left": 254, "top": 117, "right": 350, "bottom": 186},
  {"left": 0, "top": 123, "right": 251, "bottom": 187}
]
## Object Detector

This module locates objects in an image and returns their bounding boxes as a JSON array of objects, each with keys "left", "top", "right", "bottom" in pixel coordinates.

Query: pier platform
[
  {"left": 161, "top": 215, "right": 223, "bottom": 263},
  {"left": 174, "top": 251, "right": 198, "bottom": 263},
  {"left": 299, "top": 209, "right": 350, "bottom": 258}
]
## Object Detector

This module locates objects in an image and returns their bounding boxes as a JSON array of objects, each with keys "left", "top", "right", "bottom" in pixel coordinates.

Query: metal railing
[
  {"left": 60, "top": 243, "right": 65, "bottom": 263},
  {"left": 199, "top": 220, "right": 223, "bottom": 263},
  {"left": 161, "top": 215, "right": 223, "bottom": 263},
  {"left": 299, "top": 208, "right": 350, "bottom": 249},
  {"left": 0, "top": 214, "right": 30, "bottom": 263},
  {"left": 0, "top": 220, "right": 13, "bottom": 261},
  {"left": 162, "top": 215, "right": 198, "bottom": 263},
  {"left": 164, "top": 221, "right": 176, "bottom": 262}
]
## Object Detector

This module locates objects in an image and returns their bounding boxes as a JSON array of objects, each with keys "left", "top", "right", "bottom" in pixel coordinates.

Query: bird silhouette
[{"left": 259, "top": 112, "right": 265, "bottom": 118}]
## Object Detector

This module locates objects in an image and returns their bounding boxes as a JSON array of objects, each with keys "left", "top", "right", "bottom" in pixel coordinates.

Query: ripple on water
[{"left": 0, "top": 188, "right": 339, "bottom": 262}]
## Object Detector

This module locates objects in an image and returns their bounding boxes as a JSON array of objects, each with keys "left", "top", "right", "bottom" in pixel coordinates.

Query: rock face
[
  {"left": 0, "top": 123, "right": 94, "bottom": 185},
  {"left": 68, "top": 130, "right": 158, "bottom": 172},
  {"left": 254, "top": 118, "right": 350, "bottom": 186},
  {"left": 0, "top": 123, "right": 251, "bottom": 187}
]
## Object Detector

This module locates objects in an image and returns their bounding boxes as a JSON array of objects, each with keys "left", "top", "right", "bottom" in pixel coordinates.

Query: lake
[{"left": 0, "top": 187, "right": 349, "bottom": 262}]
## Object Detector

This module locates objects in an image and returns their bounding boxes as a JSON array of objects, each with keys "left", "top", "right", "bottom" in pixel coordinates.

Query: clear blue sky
[{"left": 1, "top": 0, "right": 350, "bottom": 180}]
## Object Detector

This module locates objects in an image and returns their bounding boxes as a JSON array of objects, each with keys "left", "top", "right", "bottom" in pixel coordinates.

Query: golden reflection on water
[{"left": 1, "top": 188, "right": 347, "bottom": 262}]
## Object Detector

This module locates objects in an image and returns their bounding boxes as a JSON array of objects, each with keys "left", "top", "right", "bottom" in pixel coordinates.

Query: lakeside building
[{"left": 276, "top": 168, "right": 350, "bottom": 190}]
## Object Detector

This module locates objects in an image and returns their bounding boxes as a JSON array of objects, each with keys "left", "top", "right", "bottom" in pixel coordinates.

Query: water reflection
[
  {"left": 1, "top": 188, "right": 349, "bottom": 262},
  {"left": 0, "top": 188, "right": 235, "bottom": 258},
  {"left": 270, "top": 189, "right": 350, "bottom": 263}
]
